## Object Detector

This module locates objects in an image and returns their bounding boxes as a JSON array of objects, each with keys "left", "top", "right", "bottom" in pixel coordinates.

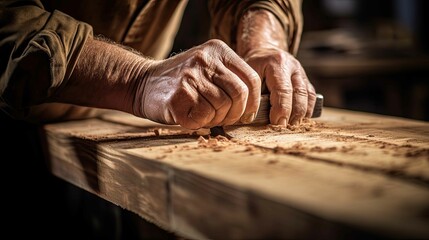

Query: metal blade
[{"left": 210, "top": 93, "right": 323, "bottom": 137}]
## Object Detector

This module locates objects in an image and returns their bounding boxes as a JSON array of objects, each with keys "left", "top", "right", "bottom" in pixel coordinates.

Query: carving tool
[{"left": 210, "top": 93, "right": 323, "bottom": 137}]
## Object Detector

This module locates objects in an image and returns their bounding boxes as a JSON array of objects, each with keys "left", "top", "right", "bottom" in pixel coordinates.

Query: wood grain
[{"left": 42, "top": 108, "right": 429, "bottom": 239}]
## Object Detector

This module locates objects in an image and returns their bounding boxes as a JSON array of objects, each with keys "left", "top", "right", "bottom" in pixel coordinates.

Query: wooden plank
[
  {"left": 123, "top": 138, "right": 429, "bottom": 239},
  {"left": 100, "top": 109, "right": 429, "bottom": 181},
  {"left": 223, "top": 108, "right": 429, "bottom": 182},
  {"left": 43, "top": 120, "right": 173, "bottom": 228},
  {"left": 42, "top": 108, "right": 429, "bottom": 239}
]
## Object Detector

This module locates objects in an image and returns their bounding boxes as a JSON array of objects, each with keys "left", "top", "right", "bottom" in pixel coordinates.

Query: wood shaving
[
  {"left": 273, "top": 144, "right": 306, "bottom": 156},
  {"left": 243, "top": 146, "right": 256, "bottom": 152},
  {"left": 269, "top": 119, "right": 323, "bottom": 133},
  {"left": 310, "top": 146, "right": 338, "bottom": 152},
  {"left": 267, "top": 159, "right": 279, "bottom": 164},
  {"left": 405, "top": 149, "right": 429, "bottom": 158},
  {"left": 272, "top": 143, "right": 357, "bottom": 156},
  {"left": 197, "top": 135, "right": 231, "bottom": 152},
  {"left": 153, "top": 128, "right": 209, "bottom": 136},
  {"left": 152, "top": 128, "right": 185, "bottom": 136},
  {"left": 322, "top": 134, "right": 429, "bottom": 159}
]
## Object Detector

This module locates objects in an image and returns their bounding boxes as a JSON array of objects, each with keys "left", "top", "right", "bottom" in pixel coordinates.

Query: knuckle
[
  {"left": 184, "top": 75, "right": 199, "bottom": 90},
  {"left": 193, "top": 49, "right": 209, "bottom": 65},
  {"left": 248, "top": 71, "right": 261, "bottom": 88},
  {"left": 271, "top": 51, "right": 285, "bottom": 61},
  {"left": 270, "top": 51, "right": 292, "bottom": 66},
  {"left": 276, "top": 86, "right": 293, "bottom": 96},
  {"left": 308, "top": 89, "right": 317, "bottom": 100},
  {"left": 223, "top": 51, "right": 238, "bottom": 67},
  {"left": 206, "top": 39, "right": 228, "bottom": 49},
  {"left": 286, "top": 53, "right": 301, "bottom": 67},
  {"left": 292, "top": 57, "right": 302, "bottom": 68},
  {"left": 293, "top": 86, "right": 308, "bottom": 96},
  {"left": 182, "top": 68, "right": 196, "bottom": 79},
  {"left": 206, "top": 39, "right": 235, "bottom": 59}
]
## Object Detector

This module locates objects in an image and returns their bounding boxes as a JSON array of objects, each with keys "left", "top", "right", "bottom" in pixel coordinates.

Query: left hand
[
  {"left": 242, "top": 47, "right": 316, "bottom": 126},
  {"left": 235, "top": 9, "right": 316, "bottom": 126}
]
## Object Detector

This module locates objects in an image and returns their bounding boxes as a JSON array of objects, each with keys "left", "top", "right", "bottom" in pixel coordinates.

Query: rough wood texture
[{"left": 42, "top": 108, "right": 429, "bottom": 239}]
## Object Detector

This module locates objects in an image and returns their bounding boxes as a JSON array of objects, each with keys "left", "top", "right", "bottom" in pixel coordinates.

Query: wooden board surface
[{"left": 42, "top": 108, "right": 429, "bottom": 239}]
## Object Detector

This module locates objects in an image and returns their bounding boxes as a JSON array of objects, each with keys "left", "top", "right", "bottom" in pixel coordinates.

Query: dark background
[
  {"left": 3, "top": 1, "right": 428, "bottom": 240},
  {"left": 172, "top": 0, "right": 429, "bottom": 121}
]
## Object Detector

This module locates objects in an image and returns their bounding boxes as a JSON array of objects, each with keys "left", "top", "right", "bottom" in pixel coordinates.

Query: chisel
[{"left": 210, "top": 93, "right": 323, "bottom": 137}]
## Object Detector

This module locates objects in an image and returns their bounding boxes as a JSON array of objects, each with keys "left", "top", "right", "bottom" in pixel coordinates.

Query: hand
[
  {"left": 133, "top": 39, "right": 261, "bottom": 130},
  {"left": 236, "top": 8, "right": 316, "bottom": 126},
  {"left": 243, "top": 47, "right": 316, "bottom": 126}
]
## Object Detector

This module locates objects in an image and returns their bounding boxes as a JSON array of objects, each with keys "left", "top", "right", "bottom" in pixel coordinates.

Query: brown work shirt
[{"left": 0, "top": 0, "right": 302, "bottom": 122}]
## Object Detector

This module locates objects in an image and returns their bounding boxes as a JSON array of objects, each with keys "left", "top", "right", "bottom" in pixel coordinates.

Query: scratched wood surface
[{"left": 42, "top": 108, "right": 429, "bottom": 239}]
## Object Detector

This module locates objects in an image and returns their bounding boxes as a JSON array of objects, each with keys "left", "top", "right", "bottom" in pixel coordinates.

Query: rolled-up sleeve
[
  {"left": 208, "top": 0, "right": 303, "bottom": 55},
  {"left": 0, "top": 0, "right": 92, "bottom": 117}
]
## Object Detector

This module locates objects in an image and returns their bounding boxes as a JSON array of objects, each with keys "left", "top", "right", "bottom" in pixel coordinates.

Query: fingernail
[
  {"left": 240, "top": 112, "right": 256, "bottom": 124},
  {"left": 277, "top": 117, "right": 287, "bottom": 126},
  {"left": 290, "top": 117, "right": 301, "bottom": 126}
]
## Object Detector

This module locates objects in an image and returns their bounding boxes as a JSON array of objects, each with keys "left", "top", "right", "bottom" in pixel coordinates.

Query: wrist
[
  {"left": 236, "top": 9, "right": 288, "bottom": 58},
  {"left": 131, "top": 58, "right": 156, "bottom": 118},
  {"left": 58, "top": 37, "right": 155, "bottom": 115}
]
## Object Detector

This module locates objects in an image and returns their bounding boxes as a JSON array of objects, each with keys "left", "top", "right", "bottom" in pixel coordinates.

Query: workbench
[{"left": 42, "top": 108, "right": 429, "bottom": 239}]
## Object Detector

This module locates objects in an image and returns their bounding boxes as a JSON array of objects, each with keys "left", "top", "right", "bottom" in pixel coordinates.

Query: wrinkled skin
[
  {"left": 243, "top": 47, "right": 316, "bottom": 126},
  {"left": 237, "top": 9, "right": 316, "bottom": 126},
  {"left": 65, "top": 9, "right": 316, "bottom": 130},
  {"left": 134, "top": 39, "right": 261, "bottom": 130},
  {"left": 135, "top": 9, "right": 316, "bottom": 129}
]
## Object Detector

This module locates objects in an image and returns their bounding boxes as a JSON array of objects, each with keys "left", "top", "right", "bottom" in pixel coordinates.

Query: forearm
[
  {"left": 236, "top": 9, "right": 288, "bottom": 57},
  {"left": 56, "top": 37, "right": 153, "bottom": 114}
]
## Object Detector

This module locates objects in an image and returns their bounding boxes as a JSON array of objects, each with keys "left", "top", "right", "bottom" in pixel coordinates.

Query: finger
[
  {"left": 168, "top": 83, "right": 215, "bottom": 130},
  {"left": 210, "top": 65, "right": 249, "bottom": 126},
  {"left": 305, "top": 82, "right": 317, "bottom": 118},
  {"left": 187, "top": 96, "right": 216, "bottom": 129},
  {"left": 221, "top": 50, "right": 261, "bottom": 124},
  {"left": 289, "top": 69, "right": 309, "bottom": 125},
  {"left": 192, "top": 76, "right": 232, "bottom": 127},
  {"left": 266, "top": 65, "right": 293, "bottom": 126},
  {"left": 207, "top": 39, "right": 261, "bottom": 124}
]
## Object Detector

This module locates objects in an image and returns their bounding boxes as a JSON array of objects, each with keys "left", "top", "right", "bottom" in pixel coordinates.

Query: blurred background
[
  {"left": 171, "top": 0, "right": 429, "bottom": 121},
  {"left": 4, "top": 2, "right": 427, "bottom": 239}
]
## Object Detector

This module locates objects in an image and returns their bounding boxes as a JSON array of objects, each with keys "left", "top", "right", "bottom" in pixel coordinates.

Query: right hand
[{"left": 133, "top": 39, "right": 261, "bottom": 130}]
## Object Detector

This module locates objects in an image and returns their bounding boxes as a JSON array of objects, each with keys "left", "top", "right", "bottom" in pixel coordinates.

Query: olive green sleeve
[
  {"left": 208, "top": 0, "right": 303, "bottom": 55},
  {"left": 0, "top": 0, "right": 93, "bottom": 118}
]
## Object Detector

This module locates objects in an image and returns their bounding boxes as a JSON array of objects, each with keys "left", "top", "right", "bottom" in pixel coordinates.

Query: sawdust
[
  {"left": 269, "top": 119, "right": 324, "bottom": 133},
  {"left": 273, "top": 144, "right": 306, "bottom": 156},
  {"left": 321, "top": 133, "right": 429, "bottom": 159},
  {"left": 197, "top": 135, "right": 231, "bottom": 152},
  {"left": 404, "top": 148, "right": 429, "bottom": 158},
  {"left": 153, "top": 128, "right": 208, "bottom": 136},
  {"left": 194, "top": 135, "right": 345, "bottom": 157},
  {"left": 267, "top": 159, "right": 279, "bottom": 164},
  {"left": 152, "top": 117, "right": 428, "bottom": 165},
  {"left": 243, "top": 146, "right": 256, "bottom": 152},
  {"left": 153, "top": 128, "right": 164, "bottom": 136},
  {"left": 272, "top": 143, "right": 357, "bottom": 156},
  {"left": 190, "top": 120, "right": 354, "bottom": 156}
]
